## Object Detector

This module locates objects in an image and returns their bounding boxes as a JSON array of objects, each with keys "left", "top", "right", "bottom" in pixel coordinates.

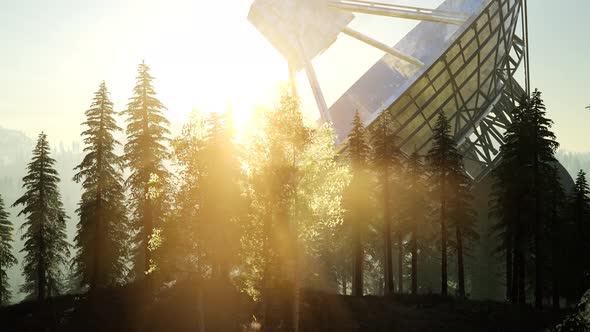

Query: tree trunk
[
  {"left": 383, "top": 179, "right": 394, "bottom": 295},
  {"left": 512, "top": 205, "right": 523, "bottom": 304},
  {"left": 93, "top": 191, "right": 102, "bottom": 291},
  {"left": 196, "top": 265, "right": 206, "bottom": 332},
  {"left": 552, "top": 257, "right": 559, "bottom": 310},
  {"left": 411, "top": 228, "right": 418, "bottom": 295},
  {"left": 38, "top": 153, "right": 47, "bottom": 303},
  {"left": 518, "top": 254, "right": 526, "bottom": 305},
  {"left": 506, "top": 234, "right": 514, "bottom": 302},
  {"left": 534, "top": 207, "right": 543, "bottom": 309},
  {"left": 577, "top": 208, "right": 585, "bottom": 298},
  {"left": 511, "top": 249, "right": 519, "bottom": 304},
  {"left": 38, "top": 231, "right": 46, "bottom": 302},
  {"left": 92, "top": 115, "right": 105, "bottom": 291},
  {"left": 383, "top": 181, "right": 394, "bottom": 295},
  {"left": 551, "top": 198, "right": 560, "bottom": 311},
  {"left": 397, "top": 232, "right": 403, "bottom": 294},
  {"left": 144, "top": 191, "right": 153, "bottom": 296},
  {"left": 456, "top": 227, "right": 465, "bottom": 298},
  {"left": 515, "top": 228, "right": 526, "bottom": 305},
  {"left": 352, "top": 215, "right": 363, "bottom": 296},
  {"left": 262, "top": 210, "right": 272, "bottom": 330},
  {"left": 441, "top": 173, "right": 448, "bottom": 297},
  {"left": 533, "top": 125, "right": 543, "bottom": 309}
]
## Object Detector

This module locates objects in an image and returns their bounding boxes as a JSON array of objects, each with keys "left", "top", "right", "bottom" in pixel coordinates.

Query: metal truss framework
[
  {"left": 329, "top": 0, "right": 469, "bottom": 25},
  {"left": 249, "top": 0, "right": 531, "bottom": 182},
  {"left": 376, "top": 0, "right": 529, "bottom": 181}
]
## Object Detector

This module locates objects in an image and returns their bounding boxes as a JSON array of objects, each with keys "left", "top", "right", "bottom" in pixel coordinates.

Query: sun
[{"left": 124, "top": 0, "right": 290, "bottom": 135}]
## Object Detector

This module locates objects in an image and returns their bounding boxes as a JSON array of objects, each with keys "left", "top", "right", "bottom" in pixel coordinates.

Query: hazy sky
[{"left": 1, "top": 0, "right": 589, "bottom": 151}]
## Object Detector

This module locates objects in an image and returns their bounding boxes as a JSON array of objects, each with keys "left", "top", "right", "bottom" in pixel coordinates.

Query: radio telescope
[{"left": 248, "top": 0, "right": 531, "bottom": 181}]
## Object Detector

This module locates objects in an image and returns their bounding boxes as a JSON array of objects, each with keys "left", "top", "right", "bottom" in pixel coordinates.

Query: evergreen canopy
[
  {"left": 123, "top": 61, "right": 171, "bottom": 278},
  {"left": 73, "top": 81, "right": 129, "bottom": 289},
  {"left": 13, "top": 133, "right": 70, "bottom": 301},
  {"left": 0, "top": 194, "right": 17, "bottom": 305}
]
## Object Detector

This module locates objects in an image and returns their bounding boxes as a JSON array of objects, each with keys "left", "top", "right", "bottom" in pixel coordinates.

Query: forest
[{"left": 1, "top": 61, "right": 590, "bottom": 331}]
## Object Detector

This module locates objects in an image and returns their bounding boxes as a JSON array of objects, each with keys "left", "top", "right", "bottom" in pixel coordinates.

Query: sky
[{"left": 0, "top": 0, "right": 589, "bottom": 151}]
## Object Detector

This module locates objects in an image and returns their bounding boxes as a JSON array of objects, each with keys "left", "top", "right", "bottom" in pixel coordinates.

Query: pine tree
[
  {"left": 403, "top": 150, "right": 429, "bottom": 295},
  {"left": 491, "top": 89, "right": 559, "bottom": 306},
  {"left": 344, "top": 111, "right": 370, "bottom": 296},
  {"left": 73, "top": 81, "right": 128, "bottom": 290},
  {"left": 546, "top": 165, "right": 566, "bottom": 310},
  {"left": 490, "top": 100, "right": 528, "bottom": 304},
  {"left": 200, "top": 112, "right": 244, "bottom": 280},
  {"left": 569, "top": 170, "right": 590, "bottom": 297},
  {"left": 123, "top": 61, "right": 171, "bottom": 283},
  {"left": 448, "top": 170, "right": 478, "bottom": 298},
  {"left": 163, "top": 111, "right": 207, "bottom": 279},
  {"left": 370, "top": 110, "right": 402, "bottom": 295},
  {"left": 426, "top": 112, "right": 463, "bottom": 297},
  {"left": 0, "top": 194, "right": 17, "bottom": 305},
  {"left": 13, "top": 133, "right": 70, "bottom": 302},
  {"left": 525, "top": 90, "right": 559, "bottom": 308}
]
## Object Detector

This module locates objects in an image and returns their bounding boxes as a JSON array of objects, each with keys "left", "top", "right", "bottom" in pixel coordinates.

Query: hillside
[{"left": 0, "top": 281, "right": 567, "bottom": 332}]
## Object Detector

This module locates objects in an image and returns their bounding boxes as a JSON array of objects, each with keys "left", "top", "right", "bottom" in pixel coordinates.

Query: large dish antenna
[{"left": 249, "top": 0, "right": 531, "bottom": 181}]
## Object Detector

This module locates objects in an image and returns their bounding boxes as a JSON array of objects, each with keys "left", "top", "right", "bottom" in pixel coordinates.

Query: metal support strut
[{"left": 329, "top": 0, "right": 468, "bottom": 25}]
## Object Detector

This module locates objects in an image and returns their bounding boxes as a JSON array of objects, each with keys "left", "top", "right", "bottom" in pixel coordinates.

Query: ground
[{"left": 0, "top": 281, "right": 567, "bottom": 331}]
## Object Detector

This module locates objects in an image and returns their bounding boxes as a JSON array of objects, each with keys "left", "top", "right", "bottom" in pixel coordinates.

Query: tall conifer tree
[
  {"left": 448, "top": 169, "right": 478, "bottom": 298},
  {"left": 73, "top": 81, "right": 128, "bottom": 290},
  {"left": 344, "top": 111, "right": 370, "bottom": 296},
  {"left": 13, "top": 133, "right": 70, "bottom": 302},
  {"left": 370, "top": 110, "right": 402, "bottom": 295},
  {"left": 403, "top": 151, "right": 428, "bottom": 295},
  {"left": 426, "top": 113, "right": 463, "bottom": 297},
  {"left": 123, "top": 61, "right": 171, "bottom": 282},
  {"left": 526, "top": 90, "right": 559, "bottom": 308},
  {"left": 0, "top": 194, "right": 17, "bottom": 305},
  {"left": 546, "top": 165, "right": 566, "bottom": 310},
  {"left": 200, "top": 112, "right": 244, "bottom": 280},
  {"left": 490, "top": 100, "right": 527, "bottom": 304},
  {"left": 569, "top": 170, "right": 590, "bottom": 297},
  {"left": 491, "top": 89, "right": 558, "bottom": 306}
]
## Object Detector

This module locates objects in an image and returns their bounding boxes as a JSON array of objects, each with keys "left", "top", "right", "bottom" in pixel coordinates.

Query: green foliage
[
  {"left": 491, "top": 89, "right": 560, "bottom": 304},
  {"left": 569, "top": 170, "right": 590, "bottom": 225},
  {"left": 567, "top": 170, "right": 590, "bottom": 297},
  {"left": 123, "top": 61, "right": 171, "bottom": 278},
  {"left": 240, "top": 91, "right": 349, "bottom": 304},
  {"left": 448, "top": 170, "right": 479, "bottom": 247},
  {"left": 370, "top": 110, "right": 402, "bottom": 174},
  {"left": 72, "top": 81, "right": 129, "bottom": 290},
  {"left": 0, "top": 194, "right": 17, "bottom": 305},
  {"left": 199, "top": 111, "right": 246, "bottom": 279},
  {"left": 13, "top": 133, "right": 70, "bottom": 301},
  {"left": 401, "top": 151, "right": 435, "bottom": 294},
  {"left": 158, "top": 111, "right": 207, "bottom": 279},
  {"left": 426, "top": 113, "right": 462, "bottom": 179},
  {"left": 545, "top": 165, "right": 568, "bottom": 306},
  {"left": 347, "top": 112, "right": 370, "bottom": 173},
  {"left": 343, "top": 111, "right": 372, "bottom": 296},
  {"left": 426, "top": 112, "right": 469, "bottom": 296},
  {"left": 369, "top": 110, "right": 403, "bottom": 294}
]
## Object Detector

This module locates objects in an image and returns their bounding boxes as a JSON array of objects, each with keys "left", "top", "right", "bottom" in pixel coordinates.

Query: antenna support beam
[{"left": 329, "top": 0, "right": 468, "bottom": 25}]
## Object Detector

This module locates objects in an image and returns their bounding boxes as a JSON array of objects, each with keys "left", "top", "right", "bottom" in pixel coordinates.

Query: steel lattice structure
[{"left": 249, "top": 0, "right": 530, "bottom": 181}]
